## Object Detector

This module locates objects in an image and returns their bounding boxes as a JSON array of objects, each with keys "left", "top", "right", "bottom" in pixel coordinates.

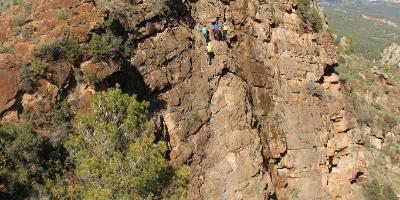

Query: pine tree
[{"left": 55, "top": 86, "right": 189, "bottom": 200}]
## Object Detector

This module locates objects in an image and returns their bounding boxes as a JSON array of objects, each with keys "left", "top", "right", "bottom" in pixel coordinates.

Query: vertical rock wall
[
  {"left": 0, "top": 0, "right": 368, "bottom": 199},
  {"left": 130, "top": 0, "right": 367, "bottom": 199}
]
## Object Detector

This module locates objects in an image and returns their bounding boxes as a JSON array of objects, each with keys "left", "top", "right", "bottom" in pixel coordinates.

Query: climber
[
  {"left": 212, "top": 20, "right": 222, "bottom": 41},
  {"left": 201, "top": 23, "right": 210, "bottom": 42},
  {"left": 222, "top": 22, "right": 228, "bottom": 41},
  {"left": 265, "top": 26, "right": 272, "bottom": 43},
  {"left": 206, "top": 42, "right": 213, "bottom": 65}
]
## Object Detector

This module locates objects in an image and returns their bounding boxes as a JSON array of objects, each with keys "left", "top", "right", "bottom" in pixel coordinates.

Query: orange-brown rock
[
  {"left": 0, "top": 54, "right": 19, "bottom": 115},
  {"left": 81, "top": 60, "right": 121, "bottom": 81},
  {"left": 1, "top": 0, "right": 394, "bottom": 199},
  {"left": 46, "top": 62, "right": 73, "bottom": 88}
]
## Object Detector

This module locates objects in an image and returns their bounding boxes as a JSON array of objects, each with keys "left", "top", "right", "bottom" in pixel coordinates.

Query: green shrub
[
  {"left": 360, "top": 134, "right": 374, "bottom": 149},
  {"left": 338, "top": 55, "right": 346, "bottom": 64},
  {"left": 57, "top": 10, "right": 67, "bottom": 20},
  {"left": 87, "top": 31, "right": 124, "bottom": 61},
  {"left": 33, "top": 36, "right": 82, "bottom": 64},
  {"left": 381, "top": 113, "right": 399, "bottom": 134},
  {"left": 307, "top": 83, "right": 323, "bottom": 97},
  {"left": 64, "top": 36, "right": 83, "bottom": 65},
  {"left": 356, "top": 111, "right": 373, "bottom": 126},
  {"left": 56, "top": 86, "right": 189, "bottom": 199},
  {"left": 362, "top": 178, "right": 397, "bottom": 200},
  {"left": 188, "top": 112, "right": 201, "bottom": 124},
  {"left": 297, "top": 0, "right": 324, "bottom": 32},
  {"left": 339, "top": 36, "right": 355, "bottom": 55},
  {"left": 382, "top": 138, "right": 400, "bottom": 165},
  {"left": 272, "top": 14, "right": 282, "bottom": 27},
  {"left": 309, "top": 8, "right": 323, "bottom": 32},
  {"left": 18, "top": 59, "right": 46, "bottom": 92},
  {"left": 352, "top": 95, "right": 374, "bottom": 126},
  {"left": 24, "top": 101, "right": 72, "bottom": 142},
  {"left": 33, "top": 39, "right": 64, "bottom": 61},
  {"left": 13, "top": 10, "right": 29, "bottom": 26},
  {"left": 0, "top": 123, "right": 66, "bottom": 199},
  {"left": 288, "top": 187, "right": 300, "bottom": 200},
  {"left": 21, "top": 27, "right": 33, "bottom": 40},
  {"left": 19, "top": 61, "right": 36, "bottom": 92},
  {"left": 31, "top": 58, "right": 46, "bottom": 77},
  {"left": 0, "top": 42, "right": 13, "bottom": 54}
]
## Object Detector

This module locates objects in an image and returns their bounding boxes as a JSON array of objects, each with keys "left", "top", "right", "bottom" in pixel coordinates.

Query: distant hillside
[
  {"left": 322, "top": 1, "right": 400, "bottom": 57},
  {"left": 362, "top": 15, "right": 400, "bottom": 29},
  {"left": 321, "top": 0, "right": 400, "bottom": 23}
]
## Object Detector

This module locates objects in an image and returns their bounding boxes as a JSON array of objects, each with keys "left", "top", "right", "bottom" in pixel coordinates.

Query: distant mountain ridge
[
  {"left": 384, "top": 0, "right": 400, "bottom": 3},
  {"left": 362, "top": 14, "right": 400, "bottom": 29},
  {"left": 321, "top": 1, "right": 400, "bottom": 57}
]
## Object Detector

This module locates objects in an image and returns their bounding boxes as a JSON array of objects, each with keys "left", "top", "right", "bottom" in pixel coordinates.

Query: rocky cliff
[
  {"left": 0, "top": 0, "right": 393, "bottom": 199},
  {"left": 381, "top": 43, "right": 400, "bottom": 67}
]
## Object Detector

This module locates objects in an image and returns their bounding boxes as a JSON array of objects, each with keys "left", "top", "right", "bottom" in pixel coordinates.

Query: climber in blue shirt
[
  {"left": 201, "top": 23, "right": 210, "bottom": 42},
  {"left": 212, "top": 20, "right": 222, "bottom": 41},
  {"left": 213, "top": 21, "right": 221, "bottom": 30}
]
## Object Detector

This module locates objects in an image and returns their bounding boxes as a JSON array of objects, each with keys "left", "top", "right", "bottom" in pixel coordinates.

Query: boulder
[{"left": 0, "top": 55, "right": 19, "bottom": 115}]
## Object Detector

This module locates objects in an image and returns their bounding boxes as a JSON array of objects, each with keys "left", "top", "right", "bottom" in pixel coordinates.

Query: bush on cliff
[
  {"left": 13, "top": 10, "right": 29, "bottom": 26},
  {"left": 87, "top": 31, "right": 124, "bottom": 62},
  {"left": 362, "top": 178, "right": 397, "bottom": 200},
  {"left": 19, "top": 59, "right": 47, "bottom": 93},
  {"left": 336, "top": 54, "right": 400, "bottom": 135},
  {"left": 23, "top": 101, "right": 72, "bottom": 142},
  {"left": 297, "top": 0, "right": 323, "bottom": 32},
  {"left": 33, "top": 36, "right": 82, "bottom": 65},
  {"left": 52, "top": 86, "right": 189, "bottom": 199},
  {"left": 0, "top": 123, "right": 67, "bottom": 199},
  {"left": 307, "top": 82, "right": 323, "bottom": 97}
]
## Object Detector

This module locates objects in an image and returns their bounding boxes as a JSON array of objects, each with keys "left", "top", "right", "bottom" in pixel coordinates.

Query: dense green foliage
[
  {"left": 1, "top": 88, "right": 190, "bottom": 199},
  {"left": 63, "top": 36, "right": 84, "bottom": 65},
  {"left": 53, "top": 87, "right": 189, "bottom": 199},
  {"left": 33, "top": 36, "right": 83, "bottom": 65},
  {"left": 24, "top": 101, "right": 72, "bottom": 142},
  {"left": 297, "top": 0, "right": 323, "bottom": 31},
  {"left": 87, "top": 32, "right": 125, "bottom": 62},
  {"left": 0, "top": 123, "right": 66, "bottom": 199},
  {"left": 19, "top": 59, "right": 47, "bottom": 93}
]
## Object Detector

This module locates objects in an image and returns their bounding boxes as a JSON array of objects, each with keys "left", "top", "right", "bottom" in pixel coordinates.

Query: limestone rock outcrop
[{"left": 381, "top": 43, "right": 400, "bottom": 67}]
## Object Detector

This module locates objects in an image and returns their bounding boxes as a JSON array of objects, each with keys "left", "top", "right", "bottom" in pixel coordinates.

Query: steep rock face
[
  {"left": 0, "top": 0, "right": 369, "bottom": 199},
  {"left": 129, "top": 0, "right": 365, "bottom": 199}
]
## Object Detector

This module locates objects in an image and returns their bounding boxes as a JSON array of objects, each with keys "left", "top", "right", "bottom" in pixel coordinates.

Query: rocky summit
[{"left": 1, "top": 0, "right": 400, "bottom": 200}]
